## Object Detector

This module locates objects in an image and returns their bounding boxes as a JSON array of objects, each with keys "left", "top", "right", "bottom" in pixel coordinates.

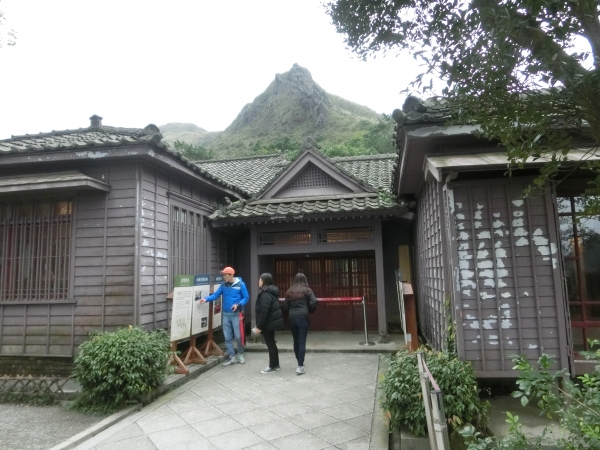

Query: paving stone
[
  {"left": 279, "top": 387, "right": 321, "bottom": 401},
  {"left": 335, "top": 435, "right": 370, "bottom": 450},
  {"left": 96, "top": 435, "right": 157, "bottom": 450},
  {"left": 231, "top": 408, "right": 281, "bottom": 427},
  {"left": 267, "top": 400, "right": 315, "bottom": 418},
  {"left": 286, "top": 411, "right": 339, "bottom": 430},
  {"left": 137, "top": 413, "right": 187, "bottom": 434},
  {"left": 269, "top": 430, "right": 330, "bottom": 450},
  {"left": 148, "top": 424, "right": 206, "bottom": 449},
  {"left": 348, "top": 398, "right": 375, "bottom": 411},
  {"left": 343, "top": 414, "right": 373, "bottom": 433},
  {"left": 207, "top": 428, "right": 265, "bottom": 450},
  {"left": 311, "top": 422, "right": 368, "bottom": 446},
  {"left": 251, "top": 392, "right": 293, "bottom": 408},
  {"left": 299, "top": 394, "right": 347, "bottom": 410},
  {"left": 249, "top": 418, "right": 304, "bottom": 441},
  {"left": 178, "top": 406, "right": 227, "bottom": 425},
  {"left": 168, "top": 397, "right": 211, "bottom": 413},
  {"left": 191, "top": 416, "right": 244, "bottom": 437},
  {"left": 101, "top": 424, "right": 146, "bottom": 444},
  {"left": 243, "top": 443, "right": 278, "bottom": 450},
  {"left": 217, "top": 398, "right": 261, "bottom": 415},
  {"left": 321, "top": 404, "right": 370, "bottom": 421}
]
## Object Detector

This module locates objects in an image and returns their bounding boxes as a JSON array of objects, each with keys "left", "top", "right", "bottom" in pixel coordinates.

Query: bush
[
  {"left": 379, "top": 348, "right": 490, "bottom": 436},
  {"left": 72, "top": 326, "right": 172, "bottom": 413},
  {"left": 461, "top": 343, "right": 600, "bottom": 449}
]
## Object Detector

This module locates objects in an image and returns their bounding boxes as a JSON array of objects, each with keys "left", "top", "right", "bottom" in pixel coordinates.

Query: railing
[
  {"left": 416, "top": 351, "right": 450, "bottom": 450},
  {"left": 279, "top": 296, "right": 374, "bottom": 346}
]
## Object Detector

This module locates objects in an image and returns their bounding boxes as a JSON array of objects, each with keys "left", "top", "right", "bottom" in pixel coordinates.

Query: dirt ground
[{"left": 0, "top": 402, "right": 106, "bottom": 450}]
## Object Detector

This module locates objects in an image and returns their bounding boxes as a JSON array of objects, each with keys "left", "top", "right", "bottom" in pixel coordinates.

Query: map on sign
[
  {"left": 171, "top": 275, "right": 194, "bottom": 342},
  {"left": 191, "top": 274, "right": 211, "bottom": 335}
]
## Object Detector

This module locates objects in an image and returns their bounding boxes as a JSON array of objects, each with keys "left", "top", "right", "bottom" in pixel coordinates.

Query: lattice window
[
  {"left": 0, "top": 200, "right": 73, "bottom": 302},
  {"left": 170, "top": 204, "right": 208, "bottom": 282},
  {"left": 416, "top": 181, "right": 446, "bottom": 351},
  {"left": 318, "top": 227, "right": 373, "bottom": 243},
  {"left": 259, "top": 230, "right": 311, "bottom": 246},
  {"left": 286, "top": 165, "right": 339, "bottom": 190}
]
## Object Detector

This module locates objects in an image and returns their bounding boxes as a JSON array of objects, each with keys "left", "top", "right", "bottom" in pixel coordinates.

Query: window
[
  {"left": 318, "top": 227, "right": 373, "bottom": 243},
  {"left": 558, "top": 196, "right": 600, "bottom": 352},
  {"left": 0, "top": 200, "right": 73, "bottom": 302},
  {"left": 170, "top": 204, "right": 209, "bottom": 282},
  {"left": 259, "top": 230, "right": 311, "bottom": 246}
]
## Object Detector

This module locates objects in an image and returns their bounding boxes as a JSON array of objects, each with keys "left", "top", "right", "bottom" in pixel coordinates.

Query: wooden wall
[{"left": 447, "top": 177, "right": 570, "bottom": 377}]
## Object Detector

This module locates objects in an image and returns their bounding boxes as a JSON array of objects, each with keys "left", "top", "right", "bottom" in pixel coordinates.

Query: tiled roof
[
  {"left": 392, "top": 95, "right": 451, "bottom": 126},
  {"left": 330, "top": 154, "right": 395, "bottom": 191},
  {"left": 196, "top": 153, "right": 289, "bottom": 196},
  {"left": 210, "top": 194, "right": 404, "bottom": 223},
  {"left": 0, "top": 120, "right": 248, "bottom": 197},
  {"left": 0, "top": 124, "right": 165, "bottom": 152}
]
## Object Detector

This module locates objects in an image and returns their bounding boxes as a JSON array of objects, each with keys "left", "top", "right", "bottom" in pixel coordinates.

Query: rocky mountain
[{"left": 159, "top": 64, "right": 393, "bottom": 158}]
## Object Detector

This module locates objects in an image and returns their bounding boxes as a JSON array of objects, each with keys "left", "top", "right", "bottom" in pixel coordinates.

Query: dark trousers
[
  {"left": 262, "top": 330, "right": 279, "bottom": 368},
  {"left": 290, "top": 316, "right": 309, "bottom": 366}
]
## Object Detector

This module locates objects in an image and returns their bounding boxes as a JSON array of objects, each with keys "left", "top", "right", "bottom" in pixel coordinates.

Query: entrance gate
[{"left": 274, "top": 256, "right": 377, "bottom": 331}]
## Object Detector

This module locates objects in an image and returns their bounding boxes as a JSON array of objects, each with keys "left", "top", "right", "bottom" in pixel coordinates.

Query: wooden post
[
  {"left": 403, "top": 283, "right": 419, "bottom": 352},
  {"left": 182, "top": 335, "right": 207, "bottom": 365},
  {"left": 169, "top": 341, "right": 189, "bottom": 375},
  {"left": 199, "top": 300, "right": 224, "bottom": 357}
]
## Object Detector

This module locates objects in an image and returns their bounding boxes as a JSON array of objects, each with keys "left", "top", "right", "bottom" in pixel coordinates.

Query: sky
[{"left": 0, "top": 0, "right": 421, "bottom": 139}]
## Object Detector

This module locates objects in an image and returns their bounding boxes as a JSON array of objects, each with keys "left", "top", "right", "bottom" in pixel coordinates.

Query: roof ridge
[
  {"left": 331, "top": 154, "right": 396, "bottom": 161},
  {"left": 5, "top": 124, "right": 148, "bottom": 141},
  {"left": 197, "top": 152, "right": 285, "bottom": 164}
]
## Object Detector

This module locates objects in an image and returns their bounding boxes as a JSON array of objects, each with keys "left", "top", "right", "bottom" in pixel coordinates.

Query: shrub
[
  {"left": 379, "top": 348, "right": 489, "bottom": 436},
  {"left": 72, "top": 326, "right": 172, "bottom": 413},
  {"left": 461, "top": 343, "right": 600, "bottom": 449}
]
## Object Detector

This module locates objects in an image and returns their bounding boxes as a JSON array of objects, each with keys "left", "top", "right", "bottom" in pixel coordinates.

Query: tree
[
  {"left": 172, "top": 140, "right": 214, "bottom": 161},
  {"left": 327, "top": 0, "right": 600, "bottom": 211},
  {"left": 0, "top": 3, "right": 16, "bottom": 48}
]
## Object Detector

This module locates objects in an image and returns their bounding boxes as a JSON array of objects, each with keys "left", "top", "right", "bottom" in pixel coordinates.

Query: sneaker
[
  {"left": 261, "top": 366, "right": 280, "bottom": 374},
  {"left": 222, "top": 356, "right": 238, "bottom": 366},
  {"left": 296, "top": 365, "right": 305, "bottom": 375},
  {"left": 237, "top": 353, "right": 245, "bottom": 364}
]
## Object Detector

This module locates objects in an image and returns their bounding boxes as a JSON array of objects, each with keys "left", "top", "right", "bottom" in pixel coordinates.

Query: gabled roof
[
  {"left": 331, "top": 154, "right": 396, "bottom": 191},
  {"left": 0, "top": 116, "right": 248, "bottom": 197},
  {"left": 196, "top": 153, "right": 289, "bottom": 196}
]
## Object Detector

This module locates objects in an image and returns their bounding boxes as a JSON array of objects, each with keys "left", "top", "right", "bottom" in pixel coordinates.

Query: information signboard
[
  {"left": 212, "top": 274, "right": 223, "bottom": 329},
  {"left": 191, "top": 274, "right": 211, "bottom": 335},
  {"left": 171, "top": 275, "right": 194, "bottom": 342}
]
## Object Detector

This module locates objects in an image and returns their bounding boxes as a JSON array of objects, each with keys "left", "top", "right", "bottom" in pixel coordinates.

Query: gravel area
[{"left": 0, "top": 403, "right": 106, "bottom": 450}]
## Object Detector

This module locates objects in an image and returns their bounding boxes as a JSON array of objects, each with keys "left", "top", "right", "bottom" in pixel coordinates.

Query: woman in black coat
[
  {"left": 254, "top": 273, "right": 284, "bottom": 374},
  {"left": 282, "top": 273, "right": 317, "bottom": 375}
]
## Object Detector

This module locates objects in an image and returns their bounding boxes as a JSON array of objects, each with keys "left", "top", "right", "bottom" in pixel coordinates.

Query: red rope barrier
[{"left": 422, "top": 359, "right": 441, "bottom": 391}]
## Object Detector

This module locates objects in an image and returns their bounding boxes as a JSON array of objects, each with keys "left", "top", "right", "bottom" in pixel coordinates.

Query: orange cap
[{"left": 221, "top": 266, "right": 235, "bottom": 275}]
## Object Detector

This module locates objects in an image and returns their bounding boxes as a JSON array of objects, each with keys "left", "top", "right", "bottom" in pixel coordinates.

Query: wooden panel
[{"left": 448, "top": 177, "right": 568, "bottom": 377}]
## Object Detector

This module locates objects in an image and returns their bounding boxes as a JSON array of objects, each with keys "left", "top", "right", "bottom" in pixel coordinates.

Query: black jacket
[
  {"left": 283, "top": 290, "right": 317, "bottom": 319},
  {"left": 255, "top": 285, "right": 284, "bottom": 331}
]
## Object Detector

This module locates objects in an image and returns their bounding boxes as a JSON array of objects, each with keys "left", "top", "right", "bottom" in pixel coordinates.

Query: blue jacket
[{"left": 206, "top": 277, "right": 249, "bottom": 314}]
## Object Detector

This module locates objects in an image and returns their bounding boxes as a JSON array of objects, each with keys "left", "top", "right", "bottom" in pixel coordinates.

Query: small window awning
[
  {"left": 0, "top": 171, "right": 110, "bottom": 194},
  {"left": 424, "top": 148, "right": 598, "bottom": 182}
]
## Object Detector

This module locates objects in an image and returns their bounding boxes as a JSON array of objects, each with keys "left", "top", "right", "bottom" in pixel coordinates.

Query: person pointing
[{"left": 198, "top": 266, "right": 249, "bottom": 365}]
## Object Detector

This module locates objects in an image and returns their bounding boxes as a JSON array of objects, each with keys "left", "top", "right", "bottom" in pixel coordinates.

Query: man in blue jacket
[{"left": 198, "top": 266, "right": 249, "bottom": 366}]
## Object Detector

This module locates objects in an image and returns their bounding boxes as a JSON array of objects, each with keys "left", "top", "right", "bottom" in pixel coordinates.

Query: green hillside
[{"left": 159, "top": 64, "right": 395, "bottom": 160}]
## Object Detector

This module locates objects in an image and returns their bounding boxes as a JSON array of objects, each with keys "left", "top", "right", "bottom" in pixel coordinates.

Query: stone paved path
[{"left": 75, "top": 352, "right": 380, "bottom": 450}]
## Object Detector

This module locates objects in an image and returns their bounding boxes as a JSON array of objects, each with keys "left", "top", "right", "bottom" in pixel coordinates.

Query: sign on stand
[
  {"left": 192, "top": 275, "right": 211, "bottom": 335},
  {"left": 212, "top": 274, "right": 223, "bottom": 329},
  {"left": 171, "top": 275, "right": 194, "bottom": 342}
]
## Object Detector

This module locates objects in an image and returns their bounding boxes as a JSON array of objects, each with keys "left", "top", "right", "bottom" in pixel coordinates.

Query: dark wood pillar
[
  {"left": 374, "top": 218, "right": 387, "bottom": 336},
  {"left": 250, "top": 227, "right": 259, "bottom": 328}
]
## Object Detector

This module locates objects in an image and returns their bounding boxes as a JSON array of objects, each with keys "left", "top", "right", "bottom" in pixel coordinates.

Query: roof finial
[{"left": 89, "top": 115, "right": 103, "bottom": 128}]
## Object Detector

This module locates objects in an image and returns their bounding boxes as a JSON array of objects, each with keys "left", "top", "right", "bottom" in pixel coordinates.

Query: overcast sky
[{"left": 0, "top": 0, "right": 421, "bottom": 139}]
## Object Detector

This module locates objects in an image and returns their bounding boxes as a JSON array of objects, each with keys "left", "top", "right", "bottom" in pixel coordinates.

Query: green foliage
[
  {"left": 327, "top": 0, "right": 600, "bottom": 214},
  {"left": 72, "top": 326, "right": 172, "bottom": 413},
  {"left": 379, "top": 348, "right": 489, "bottom": 436},
  {"left": 172, "top": 140, "right": 214, "bottom": 161},
  {"left": 0, "top": 388, "right": 57, "bottom": 406},
  {"left": 321, "top": 115, "right": 395, "bottom": 157},
  {"left": 461, "top": 346, "right": 600, "bottom": 449}
]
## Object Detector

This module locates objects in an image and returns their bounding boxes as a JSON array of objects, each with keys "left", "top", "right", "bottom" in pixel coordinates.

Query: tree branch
[
  {"left": 569, "top": 0, "right": 600, "bottom": 69},
  {"left": 473, "top": 0, "right": 589, "bottom": 84}
]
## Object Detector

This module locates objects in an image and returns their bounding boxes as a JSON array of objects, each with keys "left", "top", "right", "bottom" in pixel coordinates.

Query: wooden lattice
[{"left": 0, "top": 374, "right": 72, "bottom": 400}]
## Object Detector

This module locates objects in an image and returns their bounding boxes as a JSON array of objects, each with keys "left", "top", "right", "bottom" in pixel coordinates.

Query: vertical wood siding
[
  {"left": 72, "top": 163, "right": 138, "bottom": 350},
  {"left": 415, "top": 180, "right": 447, "bottom": 350},
  {"left": 448, "top": 178, "right": 569, "bottom": 376},
  {"left": 137, "top": 164, "right": 221, "bottom": 331}
]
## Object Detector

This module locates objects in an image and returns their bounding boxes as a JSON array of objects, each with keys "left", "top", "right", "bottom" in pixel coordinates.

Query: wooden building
[
  {"left": 0, "top": 116, "right": 241, "bottom": 365},
  {"left": 392, "top": 96, "right": 599, "bottom": 377},
  {"left": 0, "top": 117, "right": 412, "bottom": 370}
]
